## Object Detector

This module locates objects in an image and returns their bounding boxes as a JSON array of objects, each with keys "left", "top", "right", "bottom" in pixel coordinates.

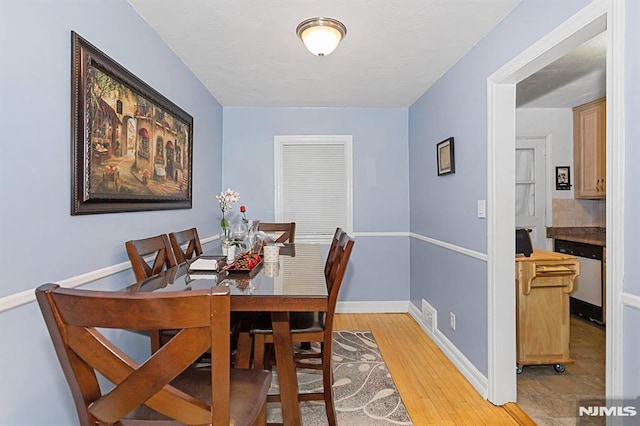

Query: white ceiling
[
  {"left": 516, "top": 31, "right": 607, "bottom": 108},
  {"left": 127, "top": 0, "right": 521, "bottom": 108}
]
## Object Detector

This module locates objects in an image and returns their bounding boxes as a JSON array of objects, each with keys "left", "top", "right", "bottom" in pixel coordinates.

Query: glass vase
[
  {"left": 221, "top": 215, "right": 232, "bottom": 243},
  {"left": 231, "top": 221, "right": 248, "bottom": 242}
]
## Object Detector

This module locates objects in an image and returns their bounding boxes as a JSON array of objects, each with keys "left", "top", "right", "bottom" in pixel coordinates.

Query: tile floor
[{"left": 517, "top": 316, "right": 606, "bottom": 425}]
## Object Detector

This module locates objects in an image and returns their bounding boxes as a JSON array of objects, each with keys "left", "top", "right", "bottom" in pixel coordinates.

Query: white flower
[{"left": 216, "top": 188, "right": 240, "bottom": 212}]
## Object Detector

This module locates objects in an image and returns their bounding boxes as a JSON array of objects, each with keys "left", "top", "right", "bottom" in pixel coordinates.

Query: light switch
[{"left": 477, "top": 200, "right": 486, "bottom": 218}]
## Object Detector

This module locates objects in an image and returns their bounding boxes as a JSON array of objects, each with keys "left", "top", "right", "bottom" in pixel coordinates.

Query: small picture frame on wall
[
  {"left": 556, "top": 166, "right": 571, "bottom": 190},
  {"left": 436, "top": 137, "right": 455, "bottom": 176}
]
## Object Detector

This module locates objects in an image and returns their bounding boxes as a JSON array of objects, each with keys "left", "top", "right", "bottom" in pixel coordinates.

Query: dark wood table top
[{"left": 125, "top": 243, "right": 328, "bottom": 311}]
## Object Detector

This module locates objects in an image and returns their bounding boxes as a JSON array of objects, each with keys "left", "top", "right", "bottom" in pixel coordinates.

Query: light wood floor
[{"left": 333, "top": 313, "right": 534, "bottom": 425}]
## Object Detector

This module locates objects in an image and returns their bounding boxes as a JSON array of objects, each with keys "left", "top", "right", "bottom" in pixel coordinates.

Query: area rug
[{"left": 266, "top": 330, "right": 413, "bottom": 425}]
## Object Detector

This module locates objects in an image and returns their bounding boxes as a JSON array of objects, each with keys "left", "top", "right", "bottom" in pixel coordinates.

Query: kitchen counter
[{"left": 546, "top": 227, "right": 605, "bottom": 246}]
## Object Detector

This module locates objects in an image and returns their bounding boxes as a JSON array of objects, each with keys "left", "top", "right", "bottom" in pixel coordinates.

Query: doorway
[
  {"left": 485, "top": 0, "right": 624, "bottom": 406},
  {"left": 513, "top": 32, "right": 607, "bottom": 421}
]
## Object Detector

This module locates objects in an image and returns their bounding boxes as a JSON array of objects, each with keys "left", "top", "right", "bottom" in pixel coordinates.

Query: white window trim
[{"left": 274, "top": 135, "right": 353, "bottom": 243}]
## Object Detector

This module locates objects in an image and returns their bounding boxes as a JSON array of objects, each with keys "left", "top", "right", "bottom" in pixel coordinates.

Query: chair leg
[
  {"left": 150, "top": 330, "right": 161, "bottom": 353},
  {"left": 322, "top": 345, "right": 337, "bottom": 426},
  {"left": 264, "top": 343, "right": 277, "bottom": 369},
  {"left": 235, "top": 332, "right": 253, "bottom": 369},
  {"left": 254, "top": 334, "right": 266, "bottom": 370}
]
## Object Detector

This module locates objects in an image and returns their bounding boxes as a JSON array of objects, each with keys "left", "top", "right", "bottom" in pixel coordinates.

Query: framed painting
[
  {"left": 436, "top": 137, "right": 455, "bottom": 176},
  {"left": 70, "top": 31, "right": 193, "bottom": 215}
]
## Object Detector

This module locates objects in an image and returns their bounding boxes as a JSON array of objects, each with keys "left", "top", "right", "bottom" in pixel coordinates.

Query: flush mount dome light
[{"left": 296, "top": 17, "right": 347, "bottom": 56}]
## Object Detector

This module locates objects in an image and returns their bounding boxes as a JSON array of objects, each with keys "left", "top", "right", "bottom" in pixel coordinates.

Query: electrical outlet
[{"left": 450, "top": 312, "right": 456, "bottom": 330}]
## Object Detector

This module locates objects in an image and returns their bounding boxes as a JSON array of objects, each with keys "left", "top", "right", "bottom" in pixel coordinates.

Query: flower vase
[{"left": 221, "top": 215, "right": 232, "bottom": 245}]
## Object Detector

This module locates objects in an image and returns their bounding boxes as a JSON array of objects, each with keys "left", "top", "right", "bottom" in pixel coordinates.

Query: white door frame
[{"left": 486, "top": 0, "right": 624, "bottom": 404}]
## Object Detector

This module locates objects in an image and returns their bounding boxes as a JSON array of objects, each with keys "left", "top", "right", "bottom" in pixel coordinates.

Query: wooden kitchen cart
[{"left": 515, "top": 250, "right": 580, "bottom": 373}]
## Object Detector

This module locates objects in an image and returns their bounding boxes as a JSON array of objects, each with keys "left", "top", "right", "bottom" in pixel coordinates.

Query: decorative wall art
[
  {"left": 436, "top": 137, "right": 455, "bottom": 176},
  {"left": 70, "top": 31, "right": 193, "bottom": 215},
  {"left": 556, "top": 166, "right": 571, "bottom": 190}
]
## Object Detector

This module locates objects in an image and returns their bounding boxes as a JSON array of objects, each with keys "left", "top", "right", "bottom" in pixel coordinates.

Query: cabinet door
[{"left": 573, "top": 98, "right": 606, "bottom": 199}]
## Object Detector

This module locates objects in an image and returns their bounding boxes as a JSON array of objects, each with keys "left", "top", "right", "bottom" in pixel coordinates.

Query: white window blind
[{"left": 275, "top": 135, "right": 353, "bottom": 242}]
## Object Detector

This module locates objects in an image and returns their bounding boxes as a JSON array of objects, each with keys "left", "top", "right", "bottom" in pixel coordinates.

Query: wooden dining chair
[
  {"left": 250, "top": 233, "right": 355, "bottom": 426},
  {"left": 235, "top": 228, "right": 346, "bottom": 364},
  {"left": 125, "top": 234, "right": 180, "bottom": 353},
  {"left": 293, "top": 226, "right": 345, "bottom": 352},
  {"left": 169, "top": 227, "right": 203, "bottom": 263},
  {"left": 35, "top": 283, "right": 271, "bottom": 426},
  {"left": 256, "top": 222, "right": 296, "bottom": 243},
  {"left": 125, "top": 234, "right": 177, "bottom": 282}
]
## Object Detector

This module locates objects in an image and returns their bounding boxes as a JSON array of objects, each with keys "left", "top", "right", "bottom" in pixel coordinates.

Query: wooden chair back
[
  {"left": 169, "top": 227, "right": 203, "bottom": 263},
  {"left": 125, "top": 234, "right": 177, "bottom": 282},
  {"left": 325, "top": 233, "right": 355, "bottom": 327},
  {"left": 256, "top": 222, "right": 296, "bottom": 243},
  {"left": 35, "top": 283, "right": 270, "bottom": 426},
  {"left": 324, "top": 227, "right": 345, "bottom": 283}
]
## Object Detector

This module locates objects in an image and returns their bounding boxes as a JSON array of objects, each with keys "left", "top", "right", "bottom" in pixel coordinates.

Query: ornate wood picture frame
[{"left": 71, "top": 31, "right": 193, "bottom": 215}]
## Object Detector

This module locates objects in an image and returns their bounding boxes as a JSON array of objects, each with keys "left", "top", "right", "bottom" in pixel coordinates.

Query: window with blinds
[{"left": 274, "top": 135, "right": 353, "bottom": 242}]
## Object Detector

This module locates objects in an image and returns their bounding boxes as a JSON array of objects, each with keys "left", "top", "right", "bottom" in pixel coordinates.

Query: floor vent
[{"left": 421, "top": 299, "right": 437, "bottom": 334}]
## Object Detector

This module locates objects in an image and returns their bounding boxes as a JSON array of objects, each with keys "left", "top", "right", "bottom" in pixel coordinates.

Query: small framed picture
[
  {"left": 556, "top": 166, "right": 571, "bottom": 190},
  {"left": 436, "top": 137, "right": 455, "bottom": 176}
]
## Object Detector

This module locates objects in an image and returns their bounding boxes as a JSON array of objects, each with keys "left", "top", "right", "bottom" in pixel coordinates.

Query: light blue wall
[
  {"left": 624, "top": 0, "right": 640, "bottom": 399},
  {"left": 223, "top": 108, "right": 410, "bottom": 302},
  {"left": 0, "top": 1, "right": 223, "bottom": 424},
  {"left": 407, "top": 0, "right": 592, "bottom": 374}
]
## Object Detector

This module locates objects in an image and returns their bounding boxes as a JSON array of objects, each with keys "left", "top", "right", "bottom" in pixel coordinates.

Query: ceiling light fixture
[{"left": 296, "top": 17, "right": 347, "bottom": 57}]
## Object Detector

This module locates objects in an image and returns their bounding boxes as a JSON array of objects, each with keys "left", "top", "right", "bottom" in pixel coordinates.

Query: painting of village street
[{"left": 86, "top": 67, "right": 192, "bottom": 202}]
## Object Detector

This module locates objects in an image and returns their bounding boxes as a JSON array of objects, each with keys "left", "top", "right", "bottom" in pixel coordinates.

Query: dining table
[{"left": 124, "top": 243, "right": 327, "bottom": 426}]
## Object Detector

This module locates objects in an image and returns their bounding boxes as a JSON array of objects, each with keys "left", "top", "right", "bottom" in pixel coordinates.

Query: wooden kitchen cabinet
[
  {"left": 573, "top": 97, "right": 606, "bottom": 199},
  {"left": 515, "top": 250, "right": 580, "bottom": 372}
]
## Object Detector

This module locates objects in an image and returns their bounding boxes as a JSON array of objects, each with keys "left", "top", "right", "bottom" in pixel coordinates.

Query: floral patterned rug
[{"left": 266, "top": 330, "right": 413, "bottom": 425}]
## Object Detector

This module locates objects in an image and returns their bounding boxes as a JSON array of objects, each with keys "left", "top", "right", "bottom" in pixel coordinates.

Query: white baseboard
[
  {"left": 336, "top": 301, "right": 409, "bottom": 313},
  {"left": 408, "top": 302, "right": 489, "bottom": 399}
]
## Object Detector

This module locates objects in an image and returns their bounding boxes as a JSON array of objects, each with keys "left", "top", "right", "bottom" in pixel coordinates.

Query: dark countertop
[{"left": 546, "top": 227, "right": 606, "bottom": 246}]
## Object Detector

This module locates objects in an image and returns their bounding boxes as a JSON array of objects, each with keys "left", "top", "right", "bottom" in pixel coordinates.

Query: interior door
[{"left": 515, "top": 138, "right": 547, "bottom": 249}]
